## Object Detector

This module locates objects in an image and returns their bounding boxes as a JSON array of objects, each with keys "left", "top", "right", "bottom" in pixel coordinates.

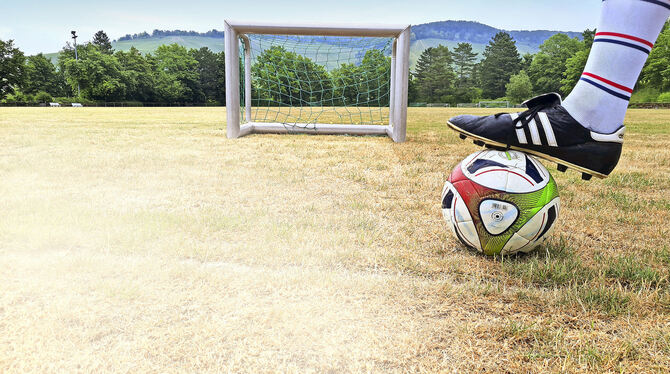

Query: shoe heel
[{"left": 552, "top": 141, "right": 622, "bottom": 177}]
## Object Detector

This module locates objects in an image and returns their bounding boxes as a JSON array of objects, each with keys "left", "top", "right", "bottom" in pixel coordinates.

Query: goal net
[{"left": 225, "top": 21, "right": 411, "bottom": 142}]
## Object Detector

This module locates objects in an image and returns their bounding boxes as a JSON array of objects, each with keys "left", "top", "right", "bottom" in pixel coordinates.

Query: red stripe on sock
[
  {"left": 581, "top": 72, "right": 634, "bottom": 93},
  {"left": 595, "top": 32, "right": 654, "bottom": 48}
]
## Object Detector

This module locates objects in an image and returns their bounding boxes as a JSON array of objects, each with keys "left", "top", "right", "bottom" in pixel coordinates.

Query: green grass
[
  {"left": 502, "top": 235, "right": 595, "bottom": 288},
  {"left": 600, "top": 255, "right": 666, "bottom": 290},
  {"left": 502, "top": 236, "right": 669, "bottom": 316},
  {"left": 559, "top": 285, "right": 632, "bottom": 316},
  {"left": 602, "top": 171, "right": 664, "bottom": 189}
]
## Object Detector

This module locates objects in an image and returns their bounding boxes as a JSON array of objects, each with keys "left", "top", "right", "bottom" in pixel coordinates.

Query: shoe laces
[{"left": 494, "top": 103, "right": 554, "bottom": 148}]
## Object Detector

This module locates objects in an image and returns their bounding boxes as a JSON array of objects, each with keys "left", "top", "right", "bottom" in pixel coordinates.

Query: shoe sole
[{"left": 446, "top": 120, "right": 607, "bottom": 179}]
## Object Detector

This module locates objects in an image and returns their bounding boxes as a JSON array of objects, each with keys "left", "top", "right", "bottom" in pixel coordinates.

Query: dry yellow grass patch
[{"left": 0, "top": 107, "right": 669, "bottom": 373}]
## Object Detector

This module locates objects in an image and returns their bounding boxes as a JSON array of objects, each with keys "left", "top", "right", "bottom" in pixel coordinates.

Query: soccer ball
[{"left": 441, "top": 150, "right": 560, "bottom": 256}]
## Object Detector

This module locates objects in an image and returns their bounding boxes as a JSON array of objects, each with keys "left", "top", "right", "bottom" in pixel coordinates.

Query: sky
[{"left": 0, "top": 0, "right": 602, "bottom": 55}]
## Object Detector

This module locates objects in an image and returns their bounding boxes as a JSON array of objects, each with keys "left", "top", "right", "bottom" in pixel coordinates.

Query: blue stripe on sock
[
  {"left": 640, "top": 0, "right": 670, "bottom": 10},
  {"left": 580, "top": 77, "right": 631, "bottom": 101},
  {"left": 594, "top": 38, "right": 651, "bottom": 54},
  {"left": 603, "top": 0, "right": 670, "bottom": 10}
]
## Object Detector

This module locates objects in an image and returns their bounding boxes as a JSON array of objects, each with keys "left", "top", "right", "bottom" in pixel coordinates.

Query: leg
[
  {"left": 446, "top": 0, "right": 670, "bottom": 179},
  {"left": 563, "top": 0, "right": 670, "bottom": 134}
]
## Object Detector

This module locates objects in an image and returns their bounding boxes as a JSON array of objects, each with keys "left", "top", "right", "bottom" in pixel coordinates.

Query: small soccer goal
[
  {"left": 224, "top": 21, "right": 411, "bottom": 142},
  {"left": 478, "top": 101, "right": 510, "bottom": 108}
]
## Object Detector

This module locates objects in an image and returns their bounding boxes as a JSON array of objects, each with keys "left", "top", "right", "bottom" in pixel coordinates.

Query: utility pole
[{"left": 71, "top": 31, "right": 80, "bottom": 97}]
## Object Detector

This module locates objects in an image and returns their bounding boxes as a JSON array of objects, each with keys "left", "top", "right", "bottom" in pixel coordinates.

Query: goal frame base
[
  {"left": 224, "top": 20, "right": 411, "bottom": 143},
  {"left": 239, "top": 123, "right": 391, "bottom": 137}
]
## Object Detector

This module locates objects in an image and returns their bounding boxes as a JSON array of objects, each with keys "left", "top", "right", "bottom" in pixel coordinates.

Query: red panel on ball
[{"left": 449, "top": 162, "right": 498, "bottom": 209}]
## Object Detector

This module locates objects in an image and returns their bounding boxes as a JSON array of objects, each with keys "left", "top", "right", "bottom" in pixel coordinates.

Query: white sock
[{"left": 562, "top": 0, "right": 670, "bottom": 134}]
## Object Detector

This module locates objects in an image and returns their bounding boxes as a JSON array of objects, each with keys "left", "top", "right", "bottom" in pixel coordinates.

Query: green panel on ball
[{"left": 477, "top": 176, "right": 559, "bottom": 256}]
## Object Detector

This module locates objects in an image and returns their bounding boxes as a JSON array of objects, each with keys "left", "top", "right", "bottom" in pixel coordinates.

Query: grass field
[{"left": 1, "top": 107, "right": 669, "bottom": 373}]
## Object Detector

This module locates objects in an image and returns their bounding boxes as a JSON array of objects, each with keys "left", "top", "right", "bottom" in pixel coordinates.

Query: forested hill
[
  {"left": 411, "top": 21, "right": 582, "bottom": 50},
  {"left": 408, "top": 21, "right": 582, "bottom": 67},
  {"left": 115, "top": 21, "right": 582, "bottom": 47},
  {"left": 43, "top": 21, "right": 583, "bottom": 66}
]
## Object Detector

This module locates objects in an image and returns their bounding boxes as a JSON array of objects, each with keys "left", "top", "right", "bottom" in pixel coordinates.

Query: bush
[
  {"left": 452, "top": 87, "right": 482, "bottom": 104},
  {"left": 506, "top": 70, "right": 533, "bottom": 104},
  {"left": 630, "top": 87, "right": 659, "bottom": 103},
  {"left": 1, "top": 91, "right": 34, "bottom": 104},
  {"left": 657, "top": 92, "right": 670, "bottom": 103},
  {"left": 34, "top": 91, "right": 52, "bottom": 103}
]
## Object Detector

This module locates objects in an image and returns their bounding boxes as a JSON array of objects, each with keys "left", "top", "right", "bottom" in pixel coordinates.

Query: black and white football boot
[{"left": 446, "top": 93, "right": 624, "bottom": 180}]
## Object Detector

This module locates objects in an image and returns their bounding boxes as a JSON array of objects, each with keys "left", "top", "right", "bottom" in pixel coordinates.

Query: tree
[
  {"left": 640, "top": 22, "right": 670, "bottom": 91},
  {"left": 407, "top": 75, "right": 418, "bottom": 104},
  {"left": 560, "top": 29, "right": 596, "bottom": 95},
  {"left": 521, "top": 53, "right": 534, "bottom": 71},
  {"left": 451, "top": 43, "right": 480, "bottom": 102},
  {"left": 251, "top": 45, "right": 331, "bottom": 106},
  {"left": 23, "top": 53, "right": 62, "bottom": 96},
  {"left": 506, "top": 70, "right": 533, "bottom": 103},
  {"left": 359, "top": 49, "right": 392, "bottom": 106},
  {"left": 190, "top": 47, "right": 220, "bottom": 103},
  {"left": 331, "top": 63, "right": 360, "bottom": 106},
  {"left": 93, "top": 30, "right": 113, "bottom": 54},
  {"left": 452, "top": 43, "right": 477, "bottom": 85},
  {"left": 214, "top": 51, "right": 226, "bottom": 103},
  {"left": 582, "top": 29, "right": 596, "bottom": 49},
  {"left": 413, "top": 45, "right": 456, "bottom": 103},
  {"left": 153, "top": 44, "right": 202, "bottom": 102},
  {"left": 413, "top": 46, "right": 435, "bottom": 102},
  {"left": 527, "top": 33, "right": 582, "bottom": 95},
  {"left": 479, "top": 32, "right": 522, "bottom": 99},
  {"left": 561, "top": 50, "right": 589, "bottom": 95},
  {"left": 0, "top": 39, "right": 26, "bottom": 100},
  {"left": 56, "top": 42, "right": 77, "bottom": 97},
  {"left": 116, "top": 47, "right": 156, "bottom": 101},
  {"left": 60, "top": 43, "right": 126, "bottom": 100}
]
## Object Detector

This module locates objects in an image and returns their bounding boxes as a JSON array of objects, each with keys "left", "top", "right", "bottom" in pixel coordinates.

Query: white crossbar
[{"left": 225, "top": 20, "right": 408, "bottom": 37}]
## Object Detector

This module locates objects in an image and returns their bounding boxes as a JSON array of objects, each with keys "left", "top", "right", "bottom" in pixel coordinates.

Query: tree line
[
  {"left": 0, "top": 31, "right": 225, "bottom": 104},
  {"left": 0, "top": 30, "right": 391, "bottom": 106},
  {"left": 410, "top": 30, "right": 587, "bottom": 104},
  {"left": 2, "top": 24, "right": 670, "bottom": 105},
  {"left": 117, "top": 29, "right": 225, "bottom": 42},
  {"left": 410, "top": 21, "right": 670, "bottom": 104}
]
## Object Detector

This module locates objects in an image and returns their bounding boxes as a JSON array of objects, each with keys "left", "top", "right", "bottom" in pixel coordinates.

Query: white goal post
[{"left": 224, "top": 20, "right": 411, "bottom": 142}]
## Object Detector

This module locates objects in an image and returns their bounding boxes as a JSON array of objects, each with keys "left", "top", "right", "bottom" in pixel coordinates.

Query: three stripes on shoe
[
  {"left": 509, "top": 113, "right": 557, "bottom": 147},
  {"left": 579, "top": 30, "right": 655, "bottom": 102}
]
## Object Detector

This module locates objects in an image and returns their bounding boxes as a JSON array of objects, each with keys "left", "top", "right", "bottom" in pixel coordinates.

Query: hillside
[
  {"left": 411, "top": 20, "right": 582, "bottom": 50},
  {"left": 113, "top": 35, "right": 224, "bottom": 54},
  {"left": 44, "top": 21, "right": 583, "bottom": 69}
]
